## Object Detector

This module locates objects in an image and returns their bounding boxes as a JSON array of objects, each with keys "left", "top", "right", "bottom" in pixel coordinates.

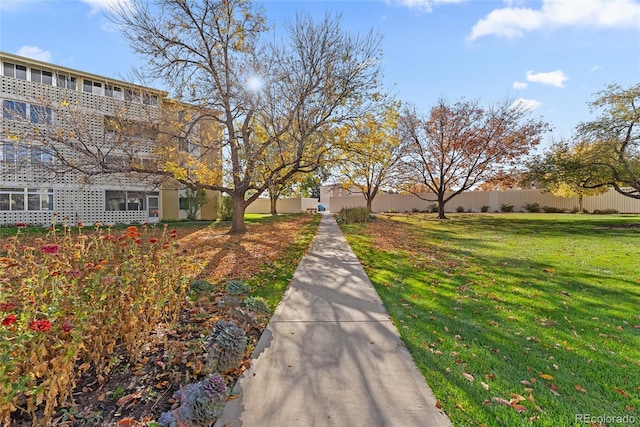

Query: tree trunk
[
  {"left": 229, "top": 194, "right": 248, "bottom": 234},
  {"left": 578, "top": 194, "right": 584, "bottom": 213},
  {"left": 366, "top": 197, "right": 373, "bottom": 212},
  {"left": 270, "top": 195, "right": 278, "bottom": 216},
  {"left": 437, "top": 195, "right": 447, "bottom": 220}
]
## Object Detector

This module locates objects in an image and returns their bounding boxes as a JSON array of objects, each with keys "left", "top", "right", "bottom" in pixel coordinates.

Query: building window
[
  {"left": 1, "top": 143, "right": 53, "bottom": 165},
  {"left": 30, "top": 105, "right": 52, "bottom": 124},
  {"left": 2, "top": 100, "right": 27, "bottom": 120},
  {"left": 3, "top": 62, "right": 27, "bottom": 80},
  {"left": 27, "top": 188, "right": 54, "bottom": 211},
  {"left": 56, "top": 74, "right": 77, "bottom": 90},
  {"left": 82, "top": 79, "right": 103, "bottom": 95},
  {"left": 125, "top": 88, "right": 141, "bottom": 103},
  {"left": 105, "top": 190, "right": 145, "bottom": 211},
  {"left": 143, "top": 92, "right": 158, "bottom": 106},
  {"left": 31, "top": 68, "right": 53, "bottom": 85},
  {"left": 105, "top": 84, "right": 124, "bottom": 99},
  {"left": 0, "top": 188, "right": 53, "bottom": 211}
]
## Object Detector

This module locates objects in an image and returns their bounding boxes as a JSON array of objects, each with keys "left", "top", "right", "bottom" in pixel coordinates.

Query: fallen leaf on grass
[
  {"left": 539, "top": 374, "right": 554, "bottom": 381},
  {"left": 511, "top": 403, "right": 527, "bottom": 413},
  {"left": 481, "top": 381, "right": 490, "bottom": 391},
  {"left": 550, "top": 384, "right": 561, "bottom": 396},
  {"left": 435, "top": 400, "right": 443, "bottom": 412},
  {"left": 462, "top": 372, "right": 475, "bottom": 382},
  {"left": 614, "top": 387, "right": 628, "bottom": 397},
  {"left": 491, "top": 397, "right": 511, "bottom": 406},
  {"left": 455, "top": 403, "right": 465, "bottom": 412},
  {"left": 626, "top": 405, "right": 635, "bottom": 412},
  {"left": 575, "top": 384, "right": 587, "bottom": 393}
]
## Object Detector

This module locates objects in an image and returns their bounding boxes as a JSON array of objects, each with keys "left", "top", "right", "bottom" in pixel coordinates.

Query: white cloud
[
  {"left": 513, "top": 81, "right": 528, "bottom": 89},
  {"left": 511, "top": 98, "right": 542, "bottom": 112},
  {"left": 591, "top": 64, "right": 602, "bottom": 71},
  {"left": 526, "top": 70, "right": 569, "bottom": 88},
  {"left": 16, "top": 46, "right": 52, "bottom": 62},
  {"left": 387, "top": 0, "right": 464, "bottom": 13},
  {"left": 468, "top": 0, "right": 640, "bottom": 41},
  {"left": 80, "top": 0, "right": 132, "bottom": 14}
]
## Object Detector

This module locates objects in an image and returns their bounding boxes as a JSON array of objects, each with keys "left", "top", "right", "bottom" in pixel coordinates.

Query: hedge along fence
[{"left": 329, "top": 189, "right": 640, "bottom": 214}]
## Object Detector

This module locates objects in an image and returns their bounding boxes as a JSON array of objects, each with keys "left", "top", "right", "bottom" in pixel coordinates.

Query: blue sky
[{"left": 1, "top": 0, "right": 639, "bottom": 149}]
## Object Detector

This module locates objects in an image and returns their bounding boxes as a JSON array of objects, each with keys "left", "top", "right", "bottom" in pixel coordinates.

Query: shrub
[
  {"left": 542, "top": 206, "right": 567, "bottom": 213},
  {"left": 500, "top": 203, "right": 514, "bottom": 212},
  {"left": 205, "top": 320, "right": 247, "bottom": 374},
  {"left": 592, "top": 208, "right": 619, "bottom": 214},
  {"left": 456, "top": 206, "right": 465, "bottom": 213},
  {"left": 523, "top": 202, "right": 541, "bottom": 213},
  {"left": 481, "top": 205, "right": 490, "bottom": 213},
  {"left": 0, "top": 224, "right": 188, "bottom": 424},
  {"left": 429, "top": 204, "right": 439, "bottom": 213},
  {"left": 158, "top": 373, "right": 228, "bottom": 427},
  {"left": 335, "top": 207, "right": 372, "bottom": 224},
  {"left": 216, "top": 196, "right": 233, "bottom": 221}
]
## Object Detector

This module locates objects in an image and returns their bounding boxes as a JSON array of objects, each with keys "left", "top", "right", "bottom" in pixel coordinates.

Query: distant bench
[{"left": 306, "top": 207, "right": 318, "bottom": 214}]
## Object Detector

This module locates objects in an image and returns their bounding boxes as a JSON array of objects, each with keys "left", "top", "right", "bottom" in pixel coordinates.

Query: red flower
[
  {"left": 0, "top": 302, "right": 17, "bottom": 312},
  {"left": 77, "top": 222, "right": 84, "bottom": 228},
  {"left": 29, "top": 319, "right": 51, "bottom": 332},
  {"left": 40, "top": 244, "right": 60, "bottom": 254},
  {"left": 61, "top": 320, "right": 73, "bottom": 333},
  {"left": 15, "top": 222, "right": 27, "bottom": 228},
  {"left": 2, "top": 315, "right": 17, "bottom": 326},
  {"left": 149, "top": 238, "right": 158, "bottom": 244}
]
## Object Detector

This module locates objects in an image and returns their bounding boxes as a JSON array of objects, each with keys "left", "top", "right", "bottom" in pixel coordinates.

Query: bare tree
[
  {"left": 400, "top": 98, "right": 550, "bottom": 219},
  {"left": 104, "top": 0, "right": 383, "bottom": 233}
]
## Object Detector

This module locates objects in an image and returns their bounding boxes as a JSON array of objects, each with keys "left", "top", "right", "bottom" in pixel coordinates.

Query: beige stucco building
[{"left": 0, "top": 52, "right": 219, "bottom": 226}]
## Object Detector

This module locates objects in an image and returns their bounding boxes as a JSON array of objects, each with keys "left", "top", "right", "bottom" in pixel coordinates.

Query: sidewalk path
[{"left": 215, "top": 214, "right": 452, "bottom": 427}]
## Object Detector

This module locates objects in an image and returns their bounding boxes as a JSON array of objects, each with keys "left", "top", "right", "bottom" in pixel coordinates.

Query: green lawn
[{"left": 340, "top": 213, "right": 640, "bottom": 427}]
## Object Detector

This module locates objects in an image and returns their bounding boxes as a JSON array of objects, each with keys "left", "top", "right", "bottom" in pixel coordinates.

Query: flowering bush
[{"left": 0, "top": 223, "right": 193, "bottom": 425}]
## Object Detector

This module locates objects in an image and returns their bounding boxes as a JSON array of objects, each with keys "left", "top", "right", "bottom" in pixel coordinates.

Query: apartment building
[{"left": 0, "top": 52, "right": 219, "bottom": 226}]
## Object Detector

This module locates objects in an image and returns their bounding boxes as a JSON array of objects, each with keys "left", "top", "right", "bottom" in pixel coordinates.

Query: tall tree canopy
[
  {"left": 575, "top": 83, "right": 640, "bottom": 199},
  {"left": 335, "top": 100, "right": 406, "bottom": 211},
  {"left": 522, "top": 140, "right": 608, "bottom": 212},
  {"left": 107, "top": 0, "right": 383, "bottom": 233},
  {"left": 400, "top": 98, "right": 550, "bottom": 219}
]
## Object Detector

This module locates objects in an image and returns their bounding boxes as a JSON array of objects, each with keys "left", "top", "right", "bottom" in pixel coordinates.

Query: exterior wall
[
  {"left": 0, "top": 51, "right": 221, "bottom": 226},
  {"left": 244, "top": 197, "right": 319, "bottom": 214},
  {"left": 329, "top": 189, "right": 640, "bottom": 214}
]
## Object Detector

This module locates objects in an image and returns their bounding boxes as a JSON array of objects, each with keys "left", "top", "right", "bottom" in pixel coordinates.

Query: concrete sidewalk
[{"left": 215, "top": 214, "right": 451, "bottom": 427}]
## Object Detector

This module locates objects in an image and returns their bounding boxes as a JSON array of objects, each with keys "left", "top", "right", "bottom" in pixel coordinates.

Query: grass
[
  {"left": 249, "top": 214, "right": 321, "bottom": 310},
  {"left": 340, "top": 213, "right": 640, "bottom": 427}
]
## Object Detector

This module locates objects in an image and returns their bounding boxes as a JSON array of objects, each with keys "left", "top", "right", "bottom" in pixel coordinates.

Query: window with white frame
[
  {"left": 1, "top": 143, "right": 53, "bottom": 165},
  {"left": 105, "top": 190, "right": 145, "bottom": 211},
  {"left": 0, "top": 188, "right": 53, "bottom": 211},
  {"left": 56, "top": 74, "right": 77, "bottom": 90},
  {"left": 31, "top": 68, "right": 53, "bottom": 85},
  {"left": 2, "top": 100, "right": 27, "bottom": 120},
  {"left": 3, "top": 62, "right": 27, "bottom": 80},
  {"left": 125, "top": 88, "right": 141, "bottom": 103},
  {"left": 30, "top": 105, "right": 52, "bottom": 124},
  {"left": 105, "top": 84, "right": 124, "bottom": 100},
  {"left": 143, "top": 92, "right": 158, "bottom": 106},
  {"left": 82, "top": 79, "right": 103, "bottom": 95}
]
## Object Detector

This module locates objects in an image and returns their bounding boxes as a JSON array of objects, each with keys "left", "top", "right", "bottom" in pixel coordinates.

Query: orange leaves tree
[
  {"left": 109, "top": 0, "right": 383, "bottom": 233},
  {"left": 399, "top": 98, "right": 550, "bottom": 219}
]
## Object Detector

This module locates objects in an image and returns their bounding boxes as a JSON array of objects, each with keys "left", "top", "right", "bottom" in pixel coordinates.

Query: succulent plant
[
  {"left": 226, "top": 280, "right": 251, "bottom": 296},
  {"left": 158, "top": 373, "right": 227, "bottom": 427},
  {"left": 206, "top": 320, "right": 247, "bottom": 374},
  {"left": 243, "top": 296, "right": 269, "bottom": 315}
]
